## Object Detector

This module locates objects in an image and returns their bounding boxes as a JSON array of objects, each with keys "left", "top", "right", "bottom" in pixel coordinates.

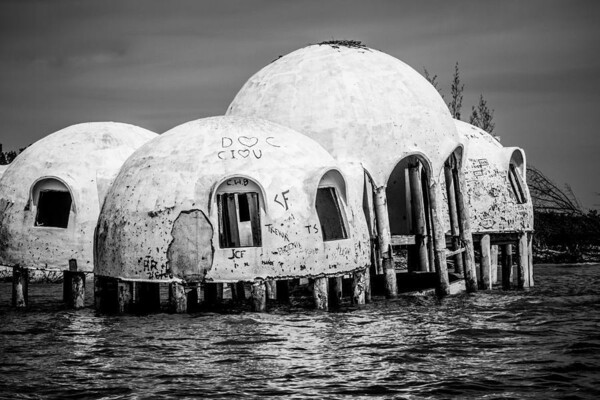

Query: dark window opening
[
  {"left": 218, "top": 192, "right": 261, "bottom": 248},
  {"left": 35, "top": 190, "right": 72, "bottom": 228},
  {"left": 316, "top": 187, "right": 348, "bottom": 241},
  {"left": 508, "top": 164, "right": 526, "bottom": 204}
]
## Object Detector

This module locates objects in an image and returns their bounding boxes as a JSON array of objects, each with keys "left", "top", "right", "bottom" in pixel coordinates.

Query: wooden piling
[
  {"left": 528, "top": 233, "right": 534, "bottom": 287},
  {"left": 409, "top": 164, "right": 429, "bottom": 272},
  {"left": 329, "top": 276, "right": 343, "bottom": 308},
  {"left": 452, "top": 167, "right": 478, "bottom": 293},
  {"left": 491, "top": 245, "right": 499, "bottom": 284},
  {"left": 480, "top": 234, "right": 492, "bottom": 290},
  {"left": 427, "top": 182, "right": 451, "bottom": 296},
  {"left": 12, "top": 265, "right": 28, "bottom": 308},
  {"left": 444, "top": 166, "right": 464, "bottom": 274},
  {"left": 501, "top": 244, "right": 513, "bottom": 290},
  {"left": 517, "top": 232, "right": 529, "bottom": 289},
  {"left": 169, "top": 282, "right": 187, "bottom": 313},
  {"left": 251, "top": 280, "right": 267, "bottom": 312},
  {"left": 313, "top": 277, "right": 329, "bottom": 310},
  {"left": 374, "top": 186, "right": 397, "bottom": 298},
  {"left": 352, "top": 269, "right": 366, "bottom": 305}
]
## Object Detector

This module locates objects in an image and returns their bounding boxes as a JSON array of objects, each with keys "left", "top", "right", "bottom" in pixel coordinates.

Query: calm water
[{"left": 1, "top": 264, "right": 599, "bottom": 399}]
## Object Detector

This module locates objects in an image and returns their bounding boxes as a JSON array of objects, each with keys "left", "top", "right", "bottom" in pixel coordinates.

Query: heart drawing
[
  {"left": 238, "top": 136, "right": 259, "bottom": 147},
  {"left": 238, "top": 149, "right": 250, "bottom": 158}
]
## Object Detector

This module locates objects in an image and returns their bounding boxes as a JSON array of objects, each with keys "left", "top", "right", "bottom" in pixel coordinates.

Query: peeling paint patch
[{"left": 166, "top": 209, "right": 214, "bottom": 281}]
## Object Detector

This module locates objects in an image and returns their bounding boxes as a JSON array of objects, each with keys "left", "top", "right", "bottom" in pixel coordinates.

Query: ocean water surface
[{"left": 1, "top": 264, "right": 599, "bottom": 399}]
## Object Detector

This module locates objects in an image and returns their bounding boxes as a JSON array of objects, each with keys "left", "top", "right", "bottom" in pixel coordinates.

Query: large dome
[
  {"left": 227, "top": 43, "right": 459, "bottom": 186},
  {"left": 0, "top": 122, "right": 157, "bottom": 271},
  {"left": 95, "top": 116, "right": 371, "bottom": 282}
]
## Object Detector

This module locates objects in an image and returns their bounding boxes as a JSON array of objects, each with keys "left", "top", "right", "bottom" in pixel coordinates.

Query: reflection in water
[{"left": 1, "top": 264, "right": 600, "bottom": 398}]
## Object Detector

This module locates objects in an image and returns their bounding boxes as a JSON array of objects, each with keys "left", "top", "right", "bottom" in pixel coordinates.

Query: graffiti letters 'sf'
[{"left": 274, "top": 190, "right": 290, "bottom": 211}]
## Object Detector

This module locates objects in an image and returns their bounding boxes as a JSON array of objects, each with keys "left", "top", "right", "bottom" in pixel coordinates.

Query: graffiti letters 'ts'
[
  {"left": 274, "top": 190, "right": 290, "bottom": 211},
  {"left": 305, "top": 224, "right": 319, "bottom": 234}
]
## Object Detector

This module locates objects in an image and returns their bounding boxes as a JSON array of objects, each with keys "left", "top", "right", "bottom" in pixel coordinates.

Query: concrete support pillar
[
  {"left": 408, "top": 164, "right": 429, "bottom": 272},
  {"left": 480, "top": 234, "right": 492, "bottom": 290},
  {"left": 251, "top": 280, "right": 267, "bottom": 312},
  {"left": 517, "top": 232, "right": 529, "bottom": 289},
  {"left": 444, "top": 166, "right": 464, "bottom": 274},
  {"left": 117, "top": 280, "right": 133, "bottom": 313},
  {"left": 427, "top": 182, "right": 451, "bottom": 296},
  {"left": 491, "top": 245, "right": 499, "bottom": 284},
  {"left": 169, "top": 282, "right": 187, "bottom": 313},
  {"left": 528, "top": 233, "right": 534, "bottom": 287},
  {"left": 216, "top": 283, "right": 224, "bottom": 301},
  {"left": 64, "top": 259, "right": 85, "bottom": 309},
  {"left": 453, "top": 168, "right": 478, "bottom": 293},
  {"left": 502, "top": 244, "right": 513, "bottom": 290},
  {"left": 313, "top": 277, "right": 329, "bottom": 310},
  {"left": 187, "top": 284, "right": 203, "bottom": 312},
  {"left": 364, "top": 266, "right": 372, "bottom": 303},
  {"left": 266, "top": 280, "right": 277, "bottom": 300},
  {"left": 329, "top": 276, "right": 343, "bottom": 308},
  {"left": 374, "top": 186, "right": 397, "bottom": 298},
  {"left": 12, "top": 265, "right": 28, "bottom": 308},
  {"left": 352, "top": 269, "right": 366, "bottom": 305}
]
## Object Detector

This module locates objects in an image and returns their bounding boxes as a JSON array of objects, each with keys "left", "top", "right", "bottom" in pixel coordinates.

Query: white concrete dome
[
  {"left": 227, "top": 43, "right": 460, "bottom": 187},
  {"left": 454, "top": 120, "right": 533, "bottom": 233},
  {"left": 0, "top": 122, "right": 157, "bottom": 271},
  {"left": 95, "top": 116, "right": 371, "bottom": 283}
]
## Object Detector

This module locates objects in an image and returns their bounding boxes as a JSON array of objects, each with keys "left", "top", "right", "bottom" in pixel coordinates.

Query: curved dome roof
[
  {"left": 227, "top": 43, "right": 459, "bottom": 186},
  {"left": 95, "top": 116, "right": 371, "bottom": 282},
  {"left": 0, "top": 122, "right": 157, "bottom": 270},
  {"left": 454, "top": 119, "right": 533, "bottom": 233}
]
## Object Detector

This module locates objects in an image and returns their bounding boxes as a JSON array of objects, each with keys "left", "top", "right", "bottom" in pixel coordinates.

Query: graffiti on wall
[{"left": 217, "top": 136, "right": 281, "bottom": 160}]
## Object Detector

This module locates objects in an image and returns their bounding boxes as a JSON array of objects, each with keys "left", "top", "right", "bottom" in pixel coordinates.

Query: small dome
[
  {"left": 227, "top": 43, "right": 459, "bottom": 185},
  {"left": 0, "top": 122, "right": 157, "bottom": 270},
  {"left": 95, "top": 116, "right": 371, "bottom": 282},
  {"left": 454, "top": 120, "right": 533, "bottom": 233}
]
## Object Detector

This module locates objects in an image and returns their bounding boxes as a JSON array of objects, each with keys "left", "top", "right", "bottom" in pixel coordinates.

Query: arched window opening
[
  {"left": 316, "top": 170, "right": 349, "bottom": 241},
  {"left": 32, "top": 178, "right": 72, "bottom": 228},
  {"left": 508, "top": 164, "right": 527, "bottom": 204},
  {"left": 216, "top": 177, "right": 262, "bottom": 248}
]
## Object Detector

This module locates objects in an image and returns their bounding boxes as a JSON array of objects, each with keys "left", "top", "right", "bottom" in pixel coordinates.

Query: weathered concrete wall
[
  {"left": 0, "top": 165, "right": 7, "bottom": 180},
  {"left": 0, "top": 123, "right": 157, "bottom": 271},
  {"left": 445, "top": 120, "right": 534, "bottom": 234},
  {"left": 95, "top": 116, "right": 371, "bottom": 283},
  {"left": 226, "top": 44, "right": 460, "bottom": 189}
]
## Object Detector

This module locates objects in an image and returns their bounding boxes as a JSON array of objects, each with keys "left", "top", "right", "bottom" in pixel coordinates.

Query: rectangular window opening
[
  {"left": 218, "top": 192, "right": 261, "bottom": 248},
  {"left": 316, "top": 187, "right": 348, "bottom": 241},
  {"left": 35, "top": 190, "right": 72, "bottom": 228}
]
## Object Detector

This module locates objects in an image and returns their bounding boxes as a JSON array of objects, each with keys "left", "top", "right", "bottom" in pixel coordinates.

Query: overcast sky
[{"left": 1, "top": 0, "right": 599, "bottom": 209}]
